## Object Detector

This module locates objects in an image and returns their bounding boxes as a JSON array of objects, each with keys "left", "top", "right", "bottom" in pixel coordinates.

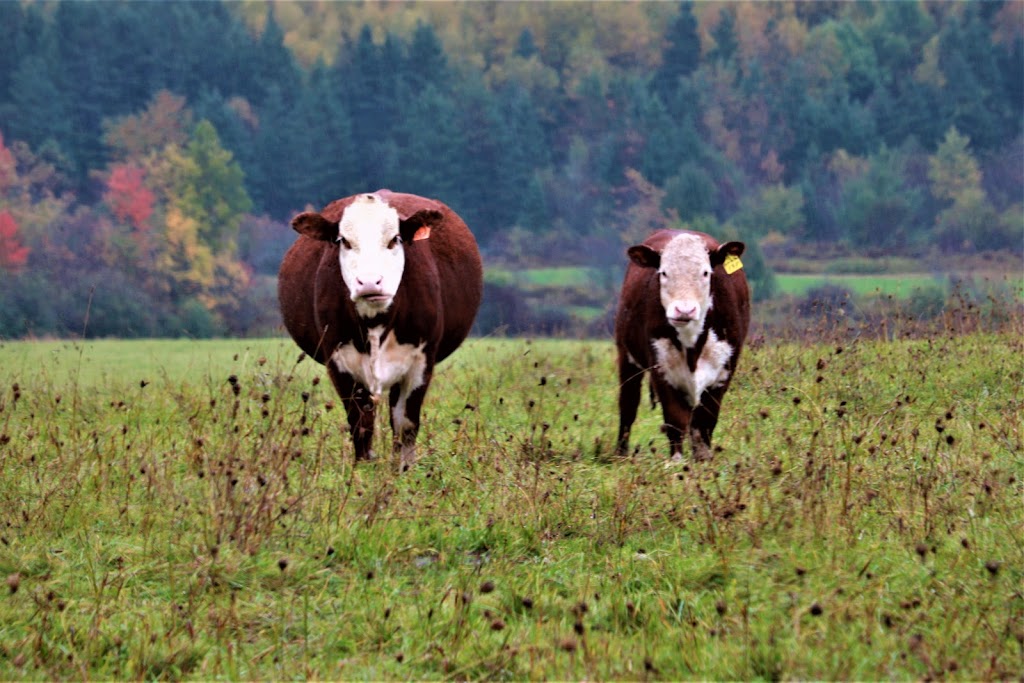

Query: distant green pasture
[
  {"left": 775, "top": 273, "right": 943, "bottom": 298},
  {"left": 490, "top": 266, "right": 1022, "bottom": 301},
  {"left": 776, "top": 271, "right": 1024, "bottom": 299},
  {"left": 487, "top": 266, "right": 604, "bottom": 289}
]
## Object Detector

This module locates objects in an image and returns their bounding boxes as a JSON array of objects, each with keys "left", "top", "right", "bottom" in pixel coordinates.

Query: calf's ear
[
  {"left": 710, "top": 241, "right": 745, "bottom": 268},
  {"left": 627, "top": 245, "right": 661, "bottom": 269},
  {"left": 399, "top": 209, "right": 444, "bottom": 244},
  {"left": 291, "top": 212, "right": 339, "bottom": 242}
]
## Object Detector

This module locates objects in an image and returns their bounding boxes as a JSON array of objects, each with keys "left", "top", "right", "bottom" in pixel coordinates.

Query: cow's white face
[
  {"left": 337, "top": 194, "right": 405, "bottom": 318},
  {"left": 654, "top": 234, "right": 713, "bottom": 347}
]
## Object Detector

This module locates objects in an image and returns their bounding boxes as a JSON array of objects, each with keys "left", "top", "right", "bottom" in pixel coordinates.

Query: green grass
[
  {"left": 775, "top": 271, "right": 1024, "bottom": 300},
  {"left": 486, "top": 266, "right": 602, "bottom": 289},
  {"left": 0, "top": 328, "right": 1021, "bottom": 680},
  {"left": 485, "top": 265, "right": 1022, "bottom": 301},
  {"left": 775, "top": 273, "right": 944, "bottom": 298}
]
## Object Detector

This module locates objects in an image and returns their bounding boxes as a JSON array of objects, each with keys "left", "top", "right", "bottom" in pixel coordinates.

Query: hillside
[{"left": 0, "top": 1, "right": 1021, "bottom": 337}]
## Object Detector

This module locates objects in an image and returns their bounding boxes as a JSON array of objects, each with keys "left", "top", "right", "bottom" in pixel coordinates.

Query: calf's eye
[
  {"left": 388, "top": 235, "right": 401, "bottom": 249},
  {"left": 338, "top": 236, "right": 352, "bottom": 249}
]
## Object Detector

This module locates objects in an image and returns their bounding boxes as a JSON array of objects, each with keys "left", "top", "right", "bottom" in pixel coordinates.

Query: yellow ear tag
[
  {"left": 413, "top": 226, "right": 431, "bottom": 241},
  {"left": 723, "top": 253, "right": 743, "bottom": 275}
]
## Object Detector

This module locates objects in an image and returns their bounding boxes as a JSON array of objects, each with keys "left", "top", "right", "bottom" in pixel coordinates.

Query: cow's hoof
[{"left": 355, "top": 449, "right": 379, "bottom": 462}]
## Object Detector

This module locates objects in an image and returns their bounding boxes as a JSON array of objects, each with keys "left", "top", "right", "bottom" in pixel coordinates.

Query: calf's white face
[
  {"left": 630, "top": 234, "right": 713, "bottom": 347},
  {"left": 336, "top": 194, "right": 405, "bottom": 318}
]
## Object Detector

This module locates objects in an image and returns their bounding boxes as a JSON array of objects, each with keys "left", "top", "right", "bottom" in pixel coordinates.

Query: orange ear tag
[
  {"left": 413, "top": 226, "right": 431, "bottom": 241},
  {"left": 723, "top": 253, "right": 743, "bottom": 275}
]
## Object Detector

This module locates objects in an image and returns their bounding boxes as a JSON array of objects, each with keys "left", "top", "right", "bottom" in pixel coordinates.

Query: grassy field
[
  {"left": 774, "top": 273, "right": 944, "bottom": 299},
  {"left": 485, "top": 266, "right": 598, "bottom": 289},
  {"left": 774, "top": 272, "right": 1024, "bottom": 299},
  {"left": 0, "top": 326, "right": 1021, "bottom": 680}
]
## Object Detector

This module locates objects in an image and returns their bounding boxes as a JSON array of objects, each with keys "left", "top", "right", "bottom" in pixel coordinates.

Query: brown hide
[
  {"left": 277, "top": 190, "right": 483, "bottom": 466},
  {"left": 615, "top": 229, "right": 750, "bottom": 460}
]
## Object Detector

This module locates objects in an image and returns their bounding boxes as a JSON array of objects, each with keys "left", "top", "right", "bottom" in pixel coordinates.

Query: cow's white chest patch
[
  {"left": 330, "top": 326, "right": 427, "bottom": 400},
  {"left": 651, "top": 330, "right": 734, "bottom": 407}
]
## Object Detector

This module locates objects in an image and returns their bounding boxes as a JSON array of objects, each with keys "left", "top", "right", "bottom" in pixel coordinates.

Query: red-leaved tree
[
  {"left": 0, "top": 210, "right": 30, "bottom": 272},
  {"left": 105, "top": 163, "right": 156, "bottom": 245}
]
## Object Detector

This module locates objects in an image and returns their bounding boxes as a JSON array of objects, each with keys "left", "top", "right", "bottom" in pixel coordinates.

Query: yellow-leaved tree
[
  {"left": 156, "top": 205, "right": 215, "bottom": 301},
  {"left": 927, "top": 127, "right": 999, "bottom": 252}
]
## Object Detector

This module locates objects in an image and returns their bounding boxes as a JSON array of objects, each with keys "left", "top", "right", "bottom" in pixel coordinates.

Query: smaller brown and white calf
[{"left": 615, "top": 229, "right": 750, "bottom": 461}]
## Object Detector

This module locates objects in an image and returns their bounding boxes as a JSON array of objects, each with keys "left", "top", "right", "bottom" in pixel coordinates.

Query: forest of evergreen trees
[{"left": 0, "top": 1, "right": 1020, "bottom": 337}]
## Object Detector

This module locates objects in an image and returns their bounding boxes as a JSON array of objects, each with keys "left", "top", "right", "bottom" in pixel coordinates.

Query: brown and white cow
[
  {"left": 278, "top": 190, "right": 482, "bottom": 469},
  {"left": 614, "top": 229, "right": 750, "bottom": 461}
]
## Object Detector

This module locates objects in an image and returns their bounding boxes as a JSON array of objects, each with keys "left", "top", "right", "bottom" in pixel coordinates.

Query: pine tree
[
  {"left": 3, "top": 56, "right": 69, "bottom": 153},
  {"left": 936, "top": 5, "right": 1009, "bottom": 150},
  {"left": 252, "top": 8, "right": 302, "bottom": 104},
  {"left": 407, "top": 22, "right": 450, "bottom": 92},
  {"left": 300, "top": 62, "right": 356, "bottom": 206},
  {"left": 0, "top": 2, "right": 24, "bottom": 100},
  {"left": 709, "top": 8, "right": 738, "bottom": 65},
  {"left": 390, "top": 84, "right": 462, "bottom": 203},
  {"left": 336, "top": 26, "right": 405, "bottom": 187},
  {"left": 249, "top": 85, "right": 308, "bottom": 216},
  {"left": 498, "top": 84, "right": 552, "bottom": 230},
  {"left": 515, "top": 28, "right": 539, "bottom": 59},
  {"left": 52, "top": 2, "right": 119, "bottom": 181},
  {"left": 650, "top": 2, "right": 701, "bottom": 104}
]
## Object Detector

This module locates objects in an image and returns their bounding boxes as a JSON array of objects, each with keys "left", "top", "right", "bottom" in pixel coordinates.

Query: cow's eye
[
  {"left": 388, "top": 235, "right": 401, "bottom": 249},
  {"left": 658, "top": 270, "right": 666, "bottom": 279},
  {"left": 703, "top": 270, "right": 709, "bottom": 278},
  {"left": 338, "top": 236, "right": 352, "bottom": 249}
]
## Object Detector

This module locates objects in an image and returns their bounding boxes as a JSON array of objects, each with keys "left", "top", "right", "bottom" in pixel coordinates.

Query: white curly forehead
[
  {"left": 661, "top": 234, "right": 710, "bottom": 271},
  {"left": 339, "top": 194, "right": 400, "bottom": 239}
]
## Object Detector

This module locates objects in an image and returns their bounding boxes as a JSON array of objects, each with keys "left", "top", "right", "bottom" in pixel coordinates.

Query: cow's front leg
[
  {"left": 347, "top": 385, "right": 377, "bottom": 461},
  {"left": 389, "top": 369, "right": 432, "bottom": 471},
  {"left": 328, "top": 364, "right": 377, "bottom": 461}
]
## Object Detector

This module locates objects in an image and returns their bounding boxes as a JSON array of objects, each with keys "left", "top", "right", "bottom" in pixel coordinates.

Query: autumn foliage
[
  {"left": 105, "top": 163, "right": 155, "bottom": 232},
  {"left": 0, "top": 210, "right": 29, "bottom": 272},
  {"left": 0, "top": 1, "right": 1020, "bottom": 338}
]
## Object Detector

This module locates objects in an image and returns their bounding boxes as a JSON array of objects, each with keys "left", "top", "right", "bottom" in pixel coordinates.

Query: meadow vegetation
[{"left": 0, "top": 308, "right": 1021, "bottom": 679}]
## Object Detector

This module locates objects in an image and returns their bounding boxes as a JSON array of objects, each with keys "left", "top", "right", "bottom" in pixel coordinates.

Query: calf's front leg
[
  {"left": 689, "top": 384, "right": 725, "bottom": 462},
  {"left": 616, "top": 353, "right": 644, "bottom": 456},
  {"left": 654, "top": 380, "right": 693, "bottom": 461}
]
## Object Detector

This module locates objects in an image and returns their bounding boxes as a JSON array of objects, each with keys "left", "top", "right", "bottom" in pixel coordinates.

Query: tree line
[{"left": 0, "top": 1, "right": 1020, "bottom": 337}]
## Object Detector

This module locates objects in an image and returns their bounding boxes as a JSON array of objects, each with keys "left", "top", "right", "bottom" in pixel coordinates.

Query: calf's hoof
[{"left": 692, "top": 442, "right": 712, "bottom": 462}]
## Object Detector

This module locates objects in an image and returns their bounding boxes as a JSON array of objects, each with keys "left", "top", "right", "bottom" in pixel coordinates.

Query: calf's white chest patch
[
  {"left": 651, "top": 330, "right": 734, "bottom": 407},
  {"left": 330, "top": 326, "right": 427, "bottom": 400}
]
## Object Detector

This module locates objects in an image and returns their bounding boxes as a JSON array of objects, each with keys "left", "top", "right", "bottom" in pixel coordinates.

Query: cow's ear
[
  {"left": 628, "top": 245, "right": 661, "bottom": 269},
  {"left": 399, "top": 209, "right": 443, "bottom": 244},
  {"left": 710, "top": 241, "right": 745, "bottom": 268},
  {"left": 291, "top": 212, "right": 339, "bottom": 242}
]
